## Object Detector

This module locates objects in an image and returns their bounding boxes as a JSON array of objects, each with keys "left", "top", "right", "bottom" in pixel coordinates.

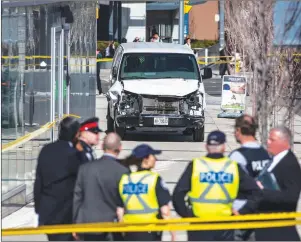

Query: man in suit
[
  {"left": 255, "top": 126, "right": 301, "bottom": 241},
  {"left": 73, "top": 132, "right": 129, "bottom": 241},
  {"left": 34, "top": 117, "right": 82, "bottom": 241}
]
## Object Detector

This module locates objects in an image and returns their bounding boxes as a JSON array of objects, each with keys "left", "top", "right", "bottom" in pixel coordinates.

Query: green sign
[{"left": 55, "top": 80, "right": 67, "bottom": 100}]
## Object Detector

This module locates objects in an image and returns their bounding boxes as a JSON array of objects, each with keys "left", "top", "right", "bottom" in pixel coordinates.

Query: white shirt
[
  {"left": 267, "top": 149, "right": 289, "bottom": 172},
  {"left": 184, "top": 43, "right": 191, "bottom": 48}
]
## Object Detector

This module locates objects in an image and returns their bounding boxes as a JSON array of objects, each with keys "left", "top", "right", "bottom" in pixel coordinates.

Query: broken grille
[{"left": 141, "top": 97, "right": 180, "bottom": 115}]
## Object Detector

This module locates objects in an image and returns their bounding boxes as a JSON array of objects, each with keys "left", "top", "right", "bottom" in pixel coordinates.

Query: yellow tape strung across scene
[
  {"left": 3, "top": 55, "right": 300, "bottom": 66},
  {"left": 1, "top": 114, "right": 81, "bottom": 152},
  {"left": 2, "top": 53, "right": 301, "bottom": 59},
  {"left": 2, "top": 213, "right": 301, "bottom": 236},
  {"left": 2, "top": 219, "right": 301, "bottom": 236}
]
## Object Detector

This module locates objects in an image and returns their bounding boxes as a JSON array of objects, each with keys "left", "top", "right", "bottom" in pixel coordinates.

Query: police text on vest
[
  {"left": 123, "top": 182, "right": 149, "bottom": 195},
  {"left": 200, "top": 172, "right": 233, "bottom": 184}
]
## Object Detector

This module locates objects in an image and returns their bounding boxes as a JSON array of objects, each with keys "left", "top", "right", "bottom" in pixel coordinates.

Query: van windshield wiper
[
  {"left": 160, "top": 77, "right": 188, "bottom": 81},
  {"left": 122, "top": 76, "right": 148, "bottom": 80}
]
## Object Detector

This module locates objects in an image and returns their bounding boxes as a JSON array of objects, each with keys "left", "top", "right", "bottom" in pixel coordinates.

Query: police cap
[
  {"left": 132, "top": 144, "right": 162, "bottom": 159},
  {"left": 80, "top": 117, "right": 102, "bottom": 134},
  {"left": 207, "top": 130, "right": 226, "bottom": 145}
]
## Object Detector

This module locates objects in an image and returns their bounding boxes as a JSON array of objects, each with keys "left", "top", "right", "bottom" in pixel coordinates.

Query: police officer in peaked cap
[
  {"left": 172, "top": 130, "right": 262, "bottom": 241},
  {"left": 78, "top": 117, "right": 102, "bottom": 163}
]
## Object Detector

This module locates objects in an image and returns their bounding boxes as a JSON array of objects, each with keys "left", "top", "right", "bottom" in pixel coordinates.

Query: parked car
[{"left": 106, "top": 42, "right": 212, "bottom": 141}]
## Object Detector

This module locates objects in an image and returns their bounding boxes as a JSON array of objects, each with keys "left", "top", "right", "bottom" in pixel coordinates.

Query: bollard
[{"left": 205, "top": 48, "right": 208, "bottom": 66}]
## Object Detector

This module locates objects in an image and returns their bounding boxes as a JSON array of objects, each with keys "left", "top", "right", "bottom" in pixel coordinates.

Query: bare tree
[
  {"left": 68, "top": 2, "right": 97, "bottom": 57},
  {"left": 225, "top": 0, "right": 301, "bottom": 146}
]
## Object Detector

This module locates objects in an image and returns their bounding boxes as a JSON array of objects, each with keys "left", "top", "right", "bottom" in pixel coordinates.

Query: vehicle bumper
[{"left": 115, "top": 114, "right": 205, "bottom": 129}]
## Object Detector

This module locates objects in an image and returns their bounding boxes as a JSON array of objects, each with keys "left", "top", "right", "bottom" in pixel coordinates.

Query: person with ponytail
[{"left": 116, "top": 144, "right": 175, "bottom": 241}]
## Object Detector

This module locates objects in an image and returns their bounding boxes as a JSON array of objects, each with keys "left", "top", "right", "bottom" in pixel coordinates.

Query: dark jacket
[
  {"left": 78, "top": 140, "right": 95, "bottom": 163},
  {"left": 73, "top": 154, "right": 129, "bottom": 224},
  {"left": 34, "top": 140, "right": 81, "bottom": 226},
  {"left": 255, "top": 150, "right": 301, "bottom": 241}
]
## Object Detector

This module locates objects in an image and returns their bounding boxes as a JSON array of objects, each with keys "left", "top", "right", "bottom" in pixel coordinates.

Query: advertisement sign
[{"left": 220, "top": 75, "right": 247, "bottom": 111}]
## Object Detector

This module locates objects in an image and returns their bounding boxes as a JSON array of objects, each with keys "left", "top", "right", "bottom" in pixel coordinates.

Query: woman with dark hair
[
  {"left": 58, "top": 116, "right": 80, "bottom": 143},
  {"left": 117, "top": 144, "right": 175, "bottom": 241},
  {"left": 34, "top": 117, "right": 83, "bottom": 241}
]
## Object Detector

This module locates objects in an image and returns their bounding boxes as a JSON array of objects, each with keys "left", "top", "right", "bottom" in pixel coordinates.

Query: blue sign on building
[
  {"left": 273, "top": 1, "right": 301, "bottom": 46},
  {"left": 184, "top": 13, "right": 189, "bottom": 37}
]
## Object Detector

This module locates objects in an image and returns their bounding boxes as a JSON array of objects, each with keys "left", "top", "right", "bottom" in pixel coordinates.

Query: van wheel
[
  {"left": 106, "top": 104, "right": 114, "bottom": 132},
  {"left": 193, "top": 126, "right": 205, "bottom": 142}
]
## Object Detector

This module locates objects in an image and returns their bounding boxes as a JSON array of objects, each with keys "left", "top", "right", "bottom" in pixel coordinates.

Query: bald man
[{"left": 73, "top": 133, "right": 129, "bottom": 241}]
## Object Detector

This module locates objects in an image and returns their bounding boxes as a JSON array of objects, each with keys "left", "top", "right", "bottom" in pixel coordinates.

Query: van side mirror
[
  {"left": 202, "top": 67, "right": 212, "bottom": 79},
  {"left": 112, "top": 66, "right": 118, "bottom": 78}
]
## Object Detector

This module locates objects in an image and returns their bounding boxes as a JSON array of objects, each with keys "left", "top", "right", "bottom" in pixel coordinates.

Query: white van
[{"left": 106, "top": 42, "right": 212, "bottom": 141}]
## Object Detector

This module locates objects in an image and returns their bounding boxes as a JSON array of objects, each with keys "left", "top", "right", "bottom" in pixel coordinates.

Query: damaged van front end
[{"left": 106, "top": 44, "right": 212, "bottom": 141}]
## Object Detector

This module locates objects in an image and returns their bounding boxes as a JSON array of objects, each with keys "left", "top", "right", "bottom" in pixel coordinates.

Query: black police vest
[{"left": 235, "top": 146, "right": 271, "bottom": 177}]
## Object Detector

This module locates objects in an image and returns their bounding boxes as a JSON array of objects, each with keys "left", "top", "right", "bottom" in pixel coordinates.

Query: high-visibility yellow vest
[
  {"left": 188, "top": 156, "right": 239, "bottom": 217},
  {"left": 119, "top": 170, "right": 159, "bottom": 222}
]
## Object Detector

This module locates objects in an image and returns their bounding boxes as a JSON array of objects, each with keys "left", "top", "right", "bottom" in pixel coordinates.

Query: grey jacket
[{"left": 73, "top": 155, "right": 129, "bottom": 224}]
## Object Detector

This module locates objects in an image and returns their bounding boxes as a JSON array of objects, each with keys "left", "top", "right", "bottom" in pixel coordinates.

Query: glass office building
[{"left": 1, "top": 1, "right": 97, "bottom": 217}]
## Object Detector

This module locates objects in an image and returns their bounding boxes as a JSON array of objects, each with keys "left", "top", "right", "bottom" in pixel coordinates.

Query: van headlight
[
  {"left": 118, "top": 91, "right": 141, "bottom": 115},
  {"left": 184, "top": 91, "right": 203, "bottom": 116}
]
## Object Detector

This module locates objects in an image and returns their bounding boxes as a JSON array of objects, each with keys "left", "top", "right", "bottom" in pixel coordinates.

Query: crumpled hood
[{"left": 123, "top": 78, "right": 199, "bottom": 97}]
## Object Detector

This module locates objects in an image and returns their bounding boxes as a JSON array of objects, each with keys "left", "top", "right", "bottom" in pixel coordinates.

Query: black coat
[
  {"left": 34, "top": 140, "right": 82, "bottom": 226},
  {"left": 255, "top": 150, "right": 301, "bottom": 241}
]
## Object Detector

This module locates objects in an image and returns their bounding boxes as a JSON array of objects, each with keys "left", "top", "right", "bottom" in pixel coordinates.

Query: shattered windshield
[{"left": 120, "top": 53, "right": 200, "bottom": 80}]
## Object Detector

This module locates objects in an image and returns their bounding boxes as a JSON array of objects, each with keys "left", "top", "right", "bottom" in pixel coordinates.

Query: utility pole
[
  {"left": 179, "top": 0, "right": 184, "bottom": 44},
  {"left": 219, "top": 0, "right": 225, "bottom": 49}
]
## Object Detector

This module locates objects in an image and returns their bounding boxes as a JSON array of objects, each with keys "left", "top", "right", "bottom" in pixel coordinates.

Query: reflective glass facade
[{"left": 1, "top": 1, "right": 97, "bottom": 216}]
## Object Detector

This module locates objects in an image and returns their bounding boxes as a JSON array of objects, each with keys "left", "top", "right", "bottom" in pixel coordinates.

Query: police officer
[
  {"left": 116, "top": 144, "right": 175, "bottom": 241},
  {"left": 78, "top": 117, "right": 102, "bottom": 163},
  {"left": 172, "top": 130, "right": 262, "bottom": 241},
  {"left": 230, "top": 114, "right": 271, "bottom": 177},
  {"left": 229, "top": 115, "right": 271, "bottom": 241}
]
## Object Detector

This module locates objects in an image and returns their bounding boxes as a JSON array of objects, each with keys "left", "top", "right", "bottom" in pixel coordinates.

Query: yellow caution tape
[
  {"left": 2, "top": 53, "right": 300, "bottom": 59},
  {"left": 2, "top": 54, "right": 300, "bottom": 67},
  {"left": 96, "top": 58, "right": 113, "bottom": 62},
  {"left": 1, "top": 114, "right": 81, "bottom": 152},
  {"left": 2, "top": 213, "right": 301, "bottom": 236},
  {"left": 2, "top": 219, "right": 301, "bottom": 236}
]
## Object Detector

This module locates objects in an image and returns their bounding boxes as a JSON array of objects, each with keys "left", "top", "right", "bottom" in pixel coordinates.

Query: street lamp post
[
  {"left": 179, "top": 0, "right": 184, "bottom": 44},
  {"left": 219, "top": 0, "right": 225, "bottom": 49}
]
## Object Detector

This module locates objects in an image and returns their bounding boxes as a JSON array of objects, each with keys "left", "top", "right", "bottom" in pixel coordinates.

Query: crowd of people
[{"left": 33, "top": 114, "right": 301, "bottom": 241}]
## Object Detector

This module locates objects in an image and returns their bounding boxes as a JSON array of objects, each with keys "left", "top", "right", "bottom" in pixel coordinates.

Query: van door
[
  {"left": 107, "top": 47, "right": 123, "bottom": 118},
  {"left": 109, "top": 46, "right": 123, "bottom": 86}
]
